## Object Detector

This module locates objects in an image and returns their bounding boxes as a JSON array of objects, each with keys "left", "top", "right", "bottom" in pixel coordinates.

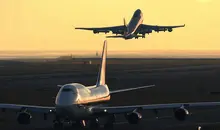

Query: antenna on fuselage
[{"left": 96, "top": 40, "right": 107, "bottom": 87}]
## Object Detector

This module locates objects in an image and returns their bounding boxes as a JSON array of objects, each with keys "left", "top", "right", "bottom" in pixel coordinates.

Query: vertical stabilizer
[
  {"left": 96, "top": 40, "right": 107, "bottom": 86},
  {"left": 123, "top": 18, "right": 127, "bottom": 27},
  {"left": 123, "top": 18, "right": 128, "bottom": 33}
]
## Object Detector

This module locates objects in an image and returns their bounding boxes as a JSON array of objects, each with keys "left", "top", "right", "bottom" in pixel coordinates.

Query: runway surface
[{"left": 0, "top": 58, "right": 220, "bottom": 130}]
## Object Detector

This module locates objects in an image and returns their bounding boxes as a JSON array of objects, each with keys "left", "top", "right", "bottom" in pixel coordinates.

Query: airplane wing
[
  {"left": 91, "top": 102, "right": 220, "bottom": 114},
  {"left": 75, "top": 25, "right": 125, "bottom": 35},
  {"left": 106, "top": 35, "right": 124, "bottom": 38},
  {"left": 139, "top": 24, "right": 185, "bottom": 34},
  {"left": 110, "top": 85, "right": 155, "bottom": 94},
  {"left": 0, "top": 104, "right": 55, "bottom": 113}
]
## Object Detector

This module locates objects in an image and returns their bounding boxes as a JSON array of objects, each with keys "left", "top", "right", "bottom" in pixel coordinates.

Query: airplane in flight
[
  {"left": 1, "top": 41, "right": 220, "bottom": 130},
  {"left": 75, "top": 9, "right": 185, "bottom": 40}
]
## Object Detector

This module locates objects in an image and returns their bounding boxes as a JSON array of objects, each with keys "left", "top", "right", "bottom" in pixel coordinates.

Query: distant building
[
  {"left": 57, "top": 54, "right": 76, "bottom": 61},
  {"left": 84, "top": 60, "right": 92, "bottom": 65}
]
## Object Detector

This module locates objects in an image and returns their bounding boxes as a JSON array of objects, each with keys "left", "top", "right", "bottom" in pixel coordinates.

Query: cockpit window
[{"left": 62, "top": 88, "right": 72, "bottom": 92}]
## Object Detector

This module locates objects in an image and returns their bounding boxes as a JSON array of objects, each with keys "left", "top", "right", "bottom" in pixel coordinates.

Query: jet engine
[
  {"left": 125, "top": 111, "right": 142, "bottom": 124},
  {"left": 93, "top": 30, "right": 99, "bottom": 34},
  {"left": 174, "top": 108, "right": 189, "bottom": 121},
  {"left": 146, "top": 30, "right": 152, "bottom": 34},
  {"left": 17, "top": 111, "right": 32, "bottom": 125},
  {"left": 168, "top": 28, "right": 173, "bottom": 32},
  {"left": 93, "top": 30, "right": 109, "bottom": 34}
]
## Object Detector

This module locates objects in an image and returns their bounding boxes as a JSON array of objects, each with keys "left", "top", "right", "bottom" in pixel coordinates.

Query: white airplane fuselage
[
  {"left": 55, "top": 83, "right": 110, "bottom": 120},
  {"left": 124, "top": 9, "right": 144, "bottom": 39}
]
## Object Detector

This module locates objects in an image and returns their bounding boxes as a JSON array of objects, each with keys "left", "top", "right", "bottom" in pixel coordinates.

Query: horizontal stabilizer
[{"left": 110, "top": 85, "right": 155, "bottom": 94}]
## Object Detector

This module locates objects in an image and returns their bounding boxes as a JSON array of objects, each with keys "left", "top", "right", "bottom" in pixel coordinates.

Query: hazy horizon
[{"left": 1, "top": 50, "right": 220, "bottom": 59}]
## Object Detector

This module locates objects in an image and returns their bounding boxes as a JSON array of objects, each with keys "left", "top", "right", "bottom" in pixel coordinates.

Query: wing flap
[{"left": 75, "top": 25, "right": 125, "bottom": 34}]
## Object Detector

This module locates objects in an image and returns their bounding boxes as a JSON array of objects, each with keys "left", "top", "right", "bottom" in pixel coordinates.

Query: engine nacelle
[
  {"left": 93, "top": 30, "right": 99, "bottom": 34},
  {"left": 125, "top": 112, "right": 142, "bottom": 124},
  {"left": 17, "top": 112, "right": 32, "bottom": 125},
  {"left": 168, "top": 28, "right": 173, "bottom": 32},
  {"left": 147, "top": 30, "right": 152, "bottom": 34},
  {"left": 174, "top": 108, "right": 189, "bottom": 121},
  {"left": 93, "top": 30, "right": 109, "bottom": 34}
]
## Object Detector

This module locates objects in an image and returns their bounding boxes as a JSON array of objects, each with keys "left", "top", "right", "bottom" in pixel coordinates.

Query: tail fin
[
  {"left": 123, "top": 18, "right": 127, "bottom": 27},
  {"left": 96, "top": 40, "right": 107, "bottom": 86},
  {"left": 123, "top": 18, "right": 128, "bottom": 33}
]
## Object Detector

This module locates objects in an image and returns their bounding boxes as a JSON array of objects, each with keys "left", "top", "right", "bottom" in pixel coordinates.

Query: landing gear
[
  {"left": 135, "top": 37, "right": 138, "bottom": 39},
  {"left": 89, "top": 118, "right": 99, "bottom": 129},
  {"left": 53, "top": 116, "right": 63, "bottom": 130},
  {"left": 104, "top": 115, "right": 115, "bottom": 130},
  {"left": 142, "top": 34, "right": 145, "bottom": 38},
  {"left": 72, "top": 120, "right": 87, "bottom": 129},
  {"left": 197, "top": 126, "right": 202, "bottom": 130}
]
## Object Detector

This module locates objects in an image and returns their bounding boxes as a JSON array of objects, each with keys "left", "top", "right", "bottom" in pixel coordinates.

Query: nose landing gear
[
  {"left": 89, "top": 118, "right": 100, "bottom": 129},
  {"left": 53, "top": 116, "right": 63, "bottom": 130},
  {"left": 103, "top": 114, "right": 115, "bottom": 130}
]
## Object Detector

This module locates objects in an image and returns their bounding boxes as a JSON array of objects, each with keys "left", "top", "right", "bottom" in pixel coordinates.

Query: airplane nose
[
  {"left": 125, "top": 34, "right": 133, "bottom": 39},
  {"left": 55, "top": 92, "right": 78, "bottom": 106}
]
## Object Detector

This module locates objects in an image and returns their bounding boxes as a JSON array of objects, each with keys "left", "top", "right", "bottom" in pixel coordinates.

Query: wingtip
[{"left": 73, "top": 25, "right": 77, "bottom": 29}]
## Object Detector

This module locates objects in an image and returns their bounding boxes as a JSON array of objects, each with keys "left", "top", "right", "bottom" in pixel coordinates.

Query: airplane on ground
[
  {"left": 75, "top": 9, "right": 185, "bottom": 40},
  {"left": 1, "top": 41, "right": 220, "bottom": 130}
]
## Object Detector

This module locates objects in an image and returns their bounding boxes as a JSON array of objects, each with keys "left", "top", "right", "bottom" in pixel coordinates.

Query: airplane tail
[
  {"left": 123, "top": 18, "right": 128, "bottom": 33},
  {"left": 96, "top": 40, "right": 107, "bottom": 87},
  {"left": 123, "top": 18, "right": 127, "bottom": 27}
]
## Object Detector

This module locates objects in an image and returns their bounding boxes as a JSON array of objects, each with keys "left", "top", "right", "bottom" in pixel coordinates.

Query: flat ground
[{"left": 1, "top": 58, "right": 220, "bottom": 130}]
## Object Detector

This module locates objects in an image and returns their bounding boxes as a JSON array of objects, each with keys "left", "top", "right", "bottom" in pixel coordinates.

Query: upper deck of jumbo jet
[
  {"left": 60, "top": 83, "right": 91, "bottom": 93},
  {"left": 132, "top": 9, "right": 143, "bottom": 18}
]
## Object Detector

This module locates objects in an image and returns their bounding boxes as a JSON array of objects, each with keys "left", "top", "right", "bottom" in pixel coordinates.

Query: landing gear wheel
[
  {"left": 53, "top": 116, "right": 63, "bottom": 130},
  {"left": 72, "top": 120, "right": 86, "bottom": 129}
]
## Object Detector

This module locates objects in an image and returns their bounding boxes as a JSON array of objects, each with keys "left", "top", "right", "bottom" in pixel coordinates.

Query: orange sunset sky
[{"left": 0, "top": 0, "right": 220, "bottom": 57}]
